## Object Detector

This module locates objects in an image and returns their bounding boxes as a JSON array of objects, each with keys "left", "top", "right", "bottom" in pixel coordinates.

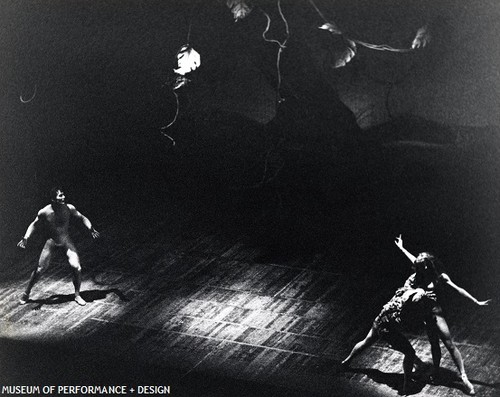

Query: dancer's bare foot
[
  {"left": 461, "top": 374, "right": 475, "bottom": 395},
  {"left": 74, "top": 295, "right": 86, "bottom": 306},
  {"left": 19, "top": 293, "right": 29, "bottom": 305}
]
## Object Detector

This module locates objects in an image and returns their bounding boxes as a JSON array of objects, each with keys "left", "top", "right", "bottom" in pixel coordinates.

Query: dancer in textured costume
[
  {"left": 342, "top": 285, "right": 434, "bottom": 394},
  {"left": 395, "top": 235, "right": 491, "bottom": 395}
]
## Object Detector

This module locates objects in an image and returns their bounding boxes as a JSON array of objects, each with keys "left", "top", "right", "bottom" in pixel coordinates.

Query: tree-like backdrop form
[{"left": 160, "top": 0, "right": 430, "bottom": 143}]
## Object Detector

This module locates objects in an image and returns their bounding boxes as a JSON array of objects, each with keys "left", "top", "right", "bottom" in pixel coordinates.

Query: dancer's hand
[
  {"left": 476, "top": 299, "right": 491, "bottom": 306},
  {"left": 91, "top": 229, "right": 100, "bottom": 239},
  {"left": 412, "top": 288, "right": 427, "bottom": 302},
  {"left": 394, "top": 234, "right": 403, "bottom": 249},
  {"left": 17, "top": 238, "right": 27, "bottom": 249}
]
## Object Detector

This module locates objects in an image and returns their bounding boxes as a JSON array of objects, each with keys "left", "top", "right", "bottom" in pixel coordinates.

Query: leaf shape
[
  {"left": 411, "top": 25, "right": 431, "bottom": 49},
  {"left": 173, "top": 75, "right": 190, "bottom": 90},
  {"left": 227, "top": 0, "right": 252, "bottom": 21},
  {"left": 318, "top": 22, "right": 342, "bottom": 35},
  {"left": 173, "top": 45, "right": 201, "bottom": 76},
  {"left": 332, "top": 40, "right": 356, "bottom": 68}
]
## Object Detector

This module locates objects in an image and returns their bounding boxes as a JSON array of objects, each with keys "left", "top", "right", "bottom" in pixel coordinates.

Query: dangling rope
[{"left": 260, "top": 0, "right": 290, "bottom": 104}]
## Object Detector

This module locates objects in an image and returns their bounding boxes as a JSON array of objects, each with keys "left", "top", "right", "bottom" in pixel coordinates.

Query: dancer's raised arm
[{"left": 394, "top": 234, "right": 417, "bottom": 263}]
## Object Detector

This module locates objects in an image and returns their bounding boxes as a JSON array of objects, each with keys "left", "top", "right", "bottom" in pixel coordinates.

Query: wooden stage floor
[{"left": 1, "top": 194, "right": 499, "bottom": 397}]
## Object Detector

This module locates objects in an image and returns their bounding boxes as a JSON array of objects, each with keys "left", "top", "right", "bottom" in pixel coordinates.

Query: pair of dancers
[
  {"left": 17, "top": 189, "right": 491, "bottom": 394},
  {"left": 342, "top": 235, "right": 491, "bottom": 395}
]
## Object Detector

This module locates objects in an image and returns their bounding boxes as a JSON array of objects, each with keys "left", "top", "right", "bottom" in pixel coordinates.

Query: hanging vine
[
  {"left": 259, "top": 0, "right": 290, "bottom": 104},
  {"left": 157, "top": 0, "right": 431, "bottom": 147},
  {"left": 160, "top": 2, "right": 202, "bottom": 145},
  {"left": 308, "top": 0, "right": 430, "bottom": 68}
]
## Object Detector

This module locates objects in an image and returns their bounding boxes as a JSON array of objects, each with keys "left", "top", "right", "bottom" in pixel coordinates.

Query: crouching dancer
[
  {"left": 342, "top": 287, "right": 434, "bottom": 394},
  {"left": 17, "top": 187, "right": 100, "bottom": 306}
]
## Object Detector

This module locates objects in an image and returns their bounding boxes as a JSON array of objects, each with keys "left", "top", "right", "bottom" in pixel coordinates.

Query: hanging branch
[
  {"left": 260, "top": 0, "right": 290, "bottom": 104},
  {"left": 351, "top": 39, "right": 412, "bottom": 53},
  {"left": 309, "top": 0, "right": 430, "bottom": 68},
  {"left": 319, "top": 22, "right": 430, "bottom": 61}
]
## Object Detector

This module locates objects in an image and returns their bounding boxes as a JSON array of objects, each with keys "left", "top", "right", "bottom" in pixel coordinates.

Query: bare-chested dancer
[{"left": 17, "top": 187, "right": 100, "bottom": 306}]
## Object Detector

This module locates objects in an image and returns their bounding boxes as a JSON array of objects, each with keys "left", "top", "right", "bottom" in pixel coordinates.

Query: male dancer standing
[{"left": 17, "top": 187, "right": 100, "bottom": 306}]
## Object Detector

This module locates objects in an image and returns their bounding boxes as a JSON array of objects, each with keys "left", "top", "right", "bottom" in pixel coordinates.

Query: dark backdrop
[{"left": 1, "top": 0, "right": 499, "bottom": 297}]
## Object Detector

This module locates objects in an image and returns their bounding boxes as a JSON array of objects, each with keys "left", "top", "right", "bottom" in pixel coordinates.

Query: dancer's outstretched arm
[
  {"left": 394, "top": 234, "right": 417, "bottom": 263},
  {"left": 17, "top": 212, "right": 42, "bottom": 248},
  {"left": 68, "top": 204, "right": 100, "bottom": 239},
  {"left": 441, "top": 274, "right": 491, "bottom": 305}
]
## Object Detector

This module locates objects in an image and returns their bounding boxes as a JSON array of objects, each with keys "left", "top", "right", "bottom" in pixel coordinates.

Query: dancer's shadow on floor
[
  {"left": 345, "top": 366, "right": 490, "bottom": 395},
  {"left": 30, "top": 288, "right": 129, "bottom": 310},
  {"left": 428, "top": 368, "right": 500, "bottom": 394},
  {"left": 346, "top": 367, "right": 424, "bottom": 395}
]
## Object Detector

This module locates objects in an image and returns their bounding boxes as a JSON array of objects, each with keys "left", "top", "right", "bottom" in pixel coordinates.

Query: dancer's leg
[
  {"left": 66, "top": 242, "right": 86, "bottom": 306},
  {"left": 20, "top": 240, "right": 53, "bottom": 304},
  {"left": 434, "top": 314, "right": 475, "bottom": 395},
  {"left": 425, "top": 318, "right": 442, "bottom": 379},
  {"left": 385, "top": 331, "right": 419, "bottom": 394},
  {"left": 342, "top": 327, "right": 379, "bottom": 366}
]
